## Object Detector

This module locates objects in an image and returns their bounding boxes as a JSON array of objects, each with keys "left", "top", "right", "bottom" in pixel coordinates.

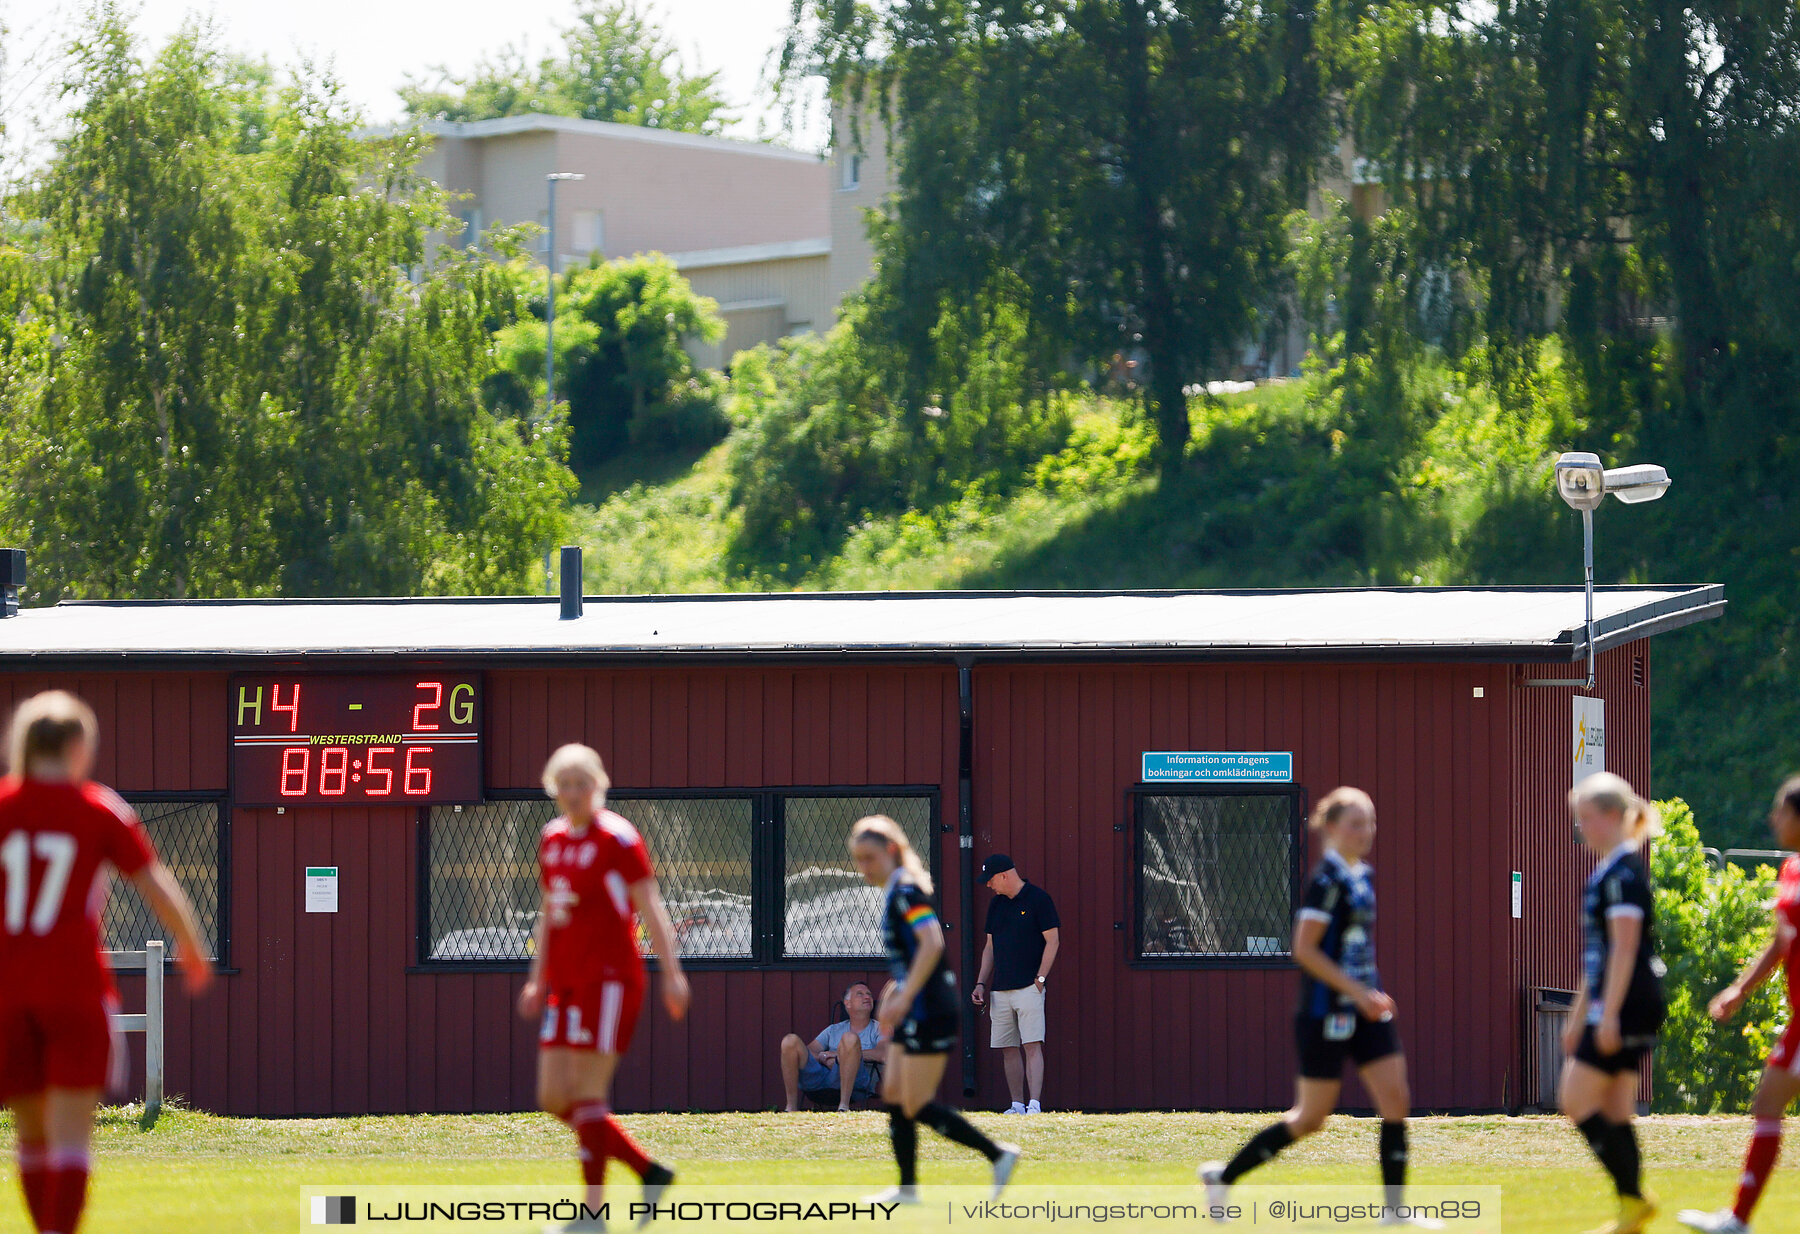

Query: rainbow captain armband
[{"left": 904, "top": 902, "right": 938, "bottom": 930}]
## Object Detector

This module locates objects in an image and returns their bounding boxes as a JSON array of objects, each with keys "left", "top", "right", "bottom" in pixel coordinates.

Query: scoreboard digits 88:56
[{"left": 229, "top": 674, "right": 482, "bottom": 806}]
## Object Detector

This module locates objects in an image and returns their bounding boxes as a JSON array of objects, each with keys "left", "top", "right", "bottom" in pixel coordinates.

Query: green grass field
[{"left": 1, "top": 1106, "right": 1796, "bottom": 1233}]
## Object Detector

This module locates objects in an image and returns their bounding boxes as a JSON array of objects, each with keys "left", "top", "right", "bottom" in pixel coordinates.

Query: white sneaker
[
  {"left": 865, "top": 1185, "right": 921, "bottom": 1205},
  {"left": 1004, "top": 1102, "right": 1027, "bottom": 1114},
  {"left": 1025, "top": 1100, "right": 1042, "bottom": 1114},
  {"left": 1198, "top": 1161, "right": 1231, "bottom": 1221},
  {"left": 1678, "top": 1210, "right": 1750, "bottom": 1234},
  {"left": 991, "top": 1144, "right": 1022, "bottom": 1198}
]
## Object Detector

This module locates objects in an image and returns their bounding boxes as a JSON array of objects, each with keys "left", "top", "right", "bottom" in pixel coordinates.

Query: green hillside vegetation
[{"left": 577, "top": 354, "right": 1582, "bottom": 594}]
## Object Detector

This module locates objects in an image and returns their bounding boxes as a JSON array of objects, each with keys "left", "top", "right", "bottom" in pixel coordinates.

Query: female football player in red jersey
[
  {"left": 0, "top": 691, "right": 214, "bottom": 1234},
  {"left": 850, "top": 814, "right": 1019, "bottom": 1204},
  {"left": 518, "top": 744, "right": 689, "bottom": 1233},
  {"left": 1561, "top": 773, "right": 1667, "bottom": 1234},
  {"left": 1678, "top": 775, "right": 1800, "bottom": 1234}
]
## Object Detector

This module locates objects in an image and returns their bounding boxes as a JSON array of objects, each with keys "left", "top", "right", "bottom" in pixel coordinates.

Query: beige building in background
[
  {"left": 400, "top": 106, "right": 1327, "bottom": 377},
  {"left": 411, "top": 114, "right": 834, "bottom": 365},
  {"left": 667, "top": 237, "right": 833, "bottom": 368},
  {"left": 826, "top": 106, "right": 894, "bottom": 316}
]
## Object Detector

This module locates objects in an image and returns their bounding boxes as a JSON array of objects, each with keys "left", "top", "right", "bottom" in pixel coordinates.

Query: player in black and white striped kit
[{"left": 1200, "top": 787, "right": 1436, "bottom": 1227}]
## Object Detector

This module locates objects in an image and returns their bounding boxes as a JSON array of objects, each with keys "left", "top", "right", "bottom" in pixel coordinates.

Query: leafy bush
[
  {"left": 722, "top": 323, "right": 909, "bottom": 579},
  {"left": 1651, "top": 799, "right": 1787, "bottom": 1113},
  {"left": 495, "top": 256, "right": 726, "bottom": 469},
  {"left": 575, "top": 463, "right": 738, "bottom": 596},
  {"left": 723, "top": 291, "right": 1072, "bottom": 581}
]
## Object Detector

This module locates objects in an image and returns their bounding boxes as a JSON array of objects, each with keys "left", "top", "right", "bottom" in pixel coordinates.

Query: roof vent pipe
[
  {"left": 0, "top": 549, "right": 22, "bottom": 618},
  {"left": 559, "top": 545, "right": 583, "bottom": 621}
]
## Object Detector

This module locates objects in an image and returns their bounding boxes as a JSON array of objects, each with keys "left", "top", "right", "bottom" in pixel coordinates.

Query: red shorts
[
  {"left": 0, "top": 996, "right": 122, "bottom": 1103},
  {"left": 1769, "top": 1016, "right": 1800, "bottom": 1073},
  {"left": 539, "top": 980, "right": 644, "bottom": 1055}
]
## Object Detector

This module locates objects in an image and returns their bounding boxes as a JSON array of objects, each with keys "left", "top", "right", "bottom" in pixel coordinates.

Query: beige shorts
[{"left": 989, "top": 983, "right": 1046, "bottom": 1048}]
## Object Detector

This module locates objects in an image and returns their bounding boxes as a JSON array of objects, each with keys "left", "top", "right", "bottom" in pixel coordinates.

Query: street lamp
[
  {"left": 544, "top": 172, "right": 586, "bottom": 419},
  {"left": 1553, "top": 451, "right": 1672, "bottom": 689}
]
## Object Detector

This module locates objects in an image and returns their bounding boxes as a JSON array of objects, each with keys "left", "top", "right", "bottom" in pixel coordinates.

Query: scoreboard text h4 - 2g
[{"left": 229, "top": 675, "right": 482, "bottom": 807}]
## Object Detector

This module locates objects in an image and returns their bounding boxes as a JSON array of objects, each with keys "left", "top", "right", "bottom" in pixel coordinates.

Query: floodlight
[
  {"left": 1546, "top": 452, "right": 1670, "bottom": 690},
  {"left": 1555, "top": 452, "right": 1606, "bottom": 512},
  {"left": 1603, "top": 464, "right": 1671, "bottom": 504}
]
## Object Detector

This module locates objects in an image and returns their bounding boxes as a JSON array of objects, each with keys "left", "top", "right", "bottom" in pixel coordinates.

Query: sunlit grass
[{"left": 0, "top": 1108, "right": 1793, "bottom": 1232}]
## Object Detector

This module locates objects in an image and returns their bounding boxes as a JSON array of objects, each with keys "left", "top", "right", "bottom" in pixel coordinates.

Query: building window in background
[{"left": 1133, "top": 788, "right": 1301, "bottom": 962}]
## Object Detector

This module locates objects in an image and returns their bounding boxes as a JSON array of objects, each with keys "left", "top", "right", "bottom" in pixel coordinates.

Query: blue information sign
[{"left": 1141, "top": 751, "right": 1294, "bottom": 782}]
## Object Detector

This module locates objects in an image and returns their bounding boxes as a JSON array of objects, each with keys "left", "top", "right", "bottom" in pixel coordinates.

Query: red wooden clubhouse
[{"left": 0, "top": 576, "right": 1722, "bottom": 1117}]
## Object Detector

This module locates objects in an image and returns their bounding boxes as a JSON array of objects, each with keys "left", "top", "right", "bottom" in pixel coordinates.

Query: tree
[
  {"left": 0, "top": 11, "right": 574, "bottom": 600},
  {"left": 1650, "top": 800, "right": 1786, "bottom": 1113},
  {"left": 784, "top": 0, "right": 1338, "bottom": 469},
  {"left": 1351, "top": 0, "right": 1800, "bottom": 411},
  {"left": 1341, "top": 0, "right": 1800, "bottom": 844},
  {"left": 491, "top": 255, "right": 727, "bottom": 469},
  {"left": 401, "top": 0, "right": 734, "bottom": 135},
  {"left": 722, "top": 281, "right": 1073, "bottom": 579}
]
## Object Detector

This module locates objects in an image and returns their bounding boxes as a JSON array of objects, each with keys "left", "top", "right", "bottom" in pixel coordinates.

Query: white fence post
[
  {"left": 143, "top": 939, "right": 164, "bottom": 1123},
  {"left": 104, "top": 941, "right": 165, "bottom": 1127}
]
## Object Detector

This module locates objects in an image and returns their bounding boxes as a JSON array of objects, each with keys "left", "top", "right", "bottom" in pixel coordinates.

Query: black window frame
[
  {"left": 1125, "top": 783, "right": 1305, "bottom": 971},
  {"left": 772, "top": 787, "right": 943, "bottom": 969},
  {"left": 415, "top": 785, "right": 942, "bottom": 973},
  {"left": 116, "top": 790, "right": 231, "bottom": 970}
]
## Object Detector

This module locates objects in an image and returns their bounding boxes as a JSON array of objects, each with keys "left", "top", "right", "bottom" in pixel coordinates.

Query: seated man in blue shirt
[{"left": 779, "top": 980, "right": 887, "bottom": 1111}]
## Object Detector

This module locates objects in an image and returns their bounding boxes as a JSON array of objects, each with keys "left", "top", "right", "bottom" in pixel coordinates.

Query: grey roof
[
  {"left": 385, "top": 114, "right": 825, "bottom": 163},
  {"left": 0, "top": 586, "right": 1722, "bottom": 665}
]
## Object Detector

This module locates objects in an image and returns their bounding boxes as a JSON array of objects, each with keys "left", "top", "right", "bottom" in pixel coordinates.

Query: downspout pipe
[{"left": 956, "top": 655, "right": 978, "bottom": 1096}]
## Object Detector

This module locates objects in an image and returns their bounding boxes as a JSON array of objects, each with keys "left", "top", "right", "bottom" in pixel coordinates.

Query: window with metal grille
[
  {"left": 782, "top": 795, "right": 934, "bottom": 958},
  {"left": 102, "top": 798, "right": 224, "bottom": 961},
  {"left": 610, "top": 796, "right": 754, "bottom": 960},
  {"left": 420, "top": 789, "right": 937, "bottom": 967},
  {"left": 423, "top": 795, "right": 758, "bottom": 963},
  {"left": 1134, "top": 789, "right": 1300, "bottom": 962},
  {"left": 425, "top": 799, "right": 549, "bottom": 962}
]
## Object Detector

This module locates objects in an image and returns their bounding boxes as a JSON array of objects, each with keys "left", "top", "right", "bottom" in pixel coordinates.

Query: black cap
[{"left": 980, "top": 853, "right": 1015, "bottom": 880}]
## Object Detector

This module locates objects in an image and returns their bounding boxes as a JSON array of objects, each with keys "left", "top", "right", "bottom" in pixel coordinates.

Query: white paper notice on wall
[
  {"left": 1511, "top": 870, "right": 1523, "bottom": 919},
  {"left": 305, "top": 866, "right": 338, "bottom": 914},
  {"left": 1573, "top": 697, "right": 1606, "bottom": 787}
]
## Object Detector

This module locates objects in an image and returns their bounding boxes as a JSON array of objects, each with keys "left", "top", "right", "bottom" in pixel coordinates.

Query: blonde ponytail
[
  {"left": 6, "top": 691, "right": 97, "bottom": 776},
  {"left": 849, "top": 814, "right": 934, "bottom": 896},
  {"left": 1569, "top": 772, "right": 1662, "bottom": 841}
]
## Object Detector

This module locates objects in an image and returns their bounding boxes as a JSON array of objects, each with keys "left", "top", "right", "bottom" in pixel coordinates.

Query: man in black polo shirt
[{"left": 970, "top": 854, "right": 1061, "bottom": 1114}]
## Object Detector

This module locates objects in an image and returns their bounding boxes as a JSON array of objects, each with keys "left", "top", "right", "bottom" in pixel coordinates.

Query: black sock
[
  {"left": 1601, "top": 1120, "right": 1643, "bottom": 1199},
  {"left": 1577, "top": 1113, "right": 1611, "bottom": 1159},
  {"left": 1222, "top": 1121, "right": 1295, "bottom": 1184},
  {"left": 1578, "top": 1114, "right": 1636, "bottom": 1197},
  {"left": 917, "top": 1102, "right": 1003, "bottom": 1162},
  {"left": 1380, "top": 1120, "right": 1407, "bottom": 1210},
  {"left": 889, "top": 1108, "right": 918, "bottom": 1187}
]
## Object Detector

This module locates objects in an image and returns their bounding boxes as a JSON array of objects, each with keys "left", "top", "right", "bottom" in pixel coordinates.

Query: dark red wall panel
[
  {"left": 968, "top": 660, "right": 1516, "bottom": 1112},
  {"left": 69, "top": 665, "right": 956, "bottom": 1116},
  {"left": 1506, "top": 642, "right": 1653, "bottom": 1103},
  {"left": 4, "top": 647, "right": 1654, "bottom": 1116}
]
